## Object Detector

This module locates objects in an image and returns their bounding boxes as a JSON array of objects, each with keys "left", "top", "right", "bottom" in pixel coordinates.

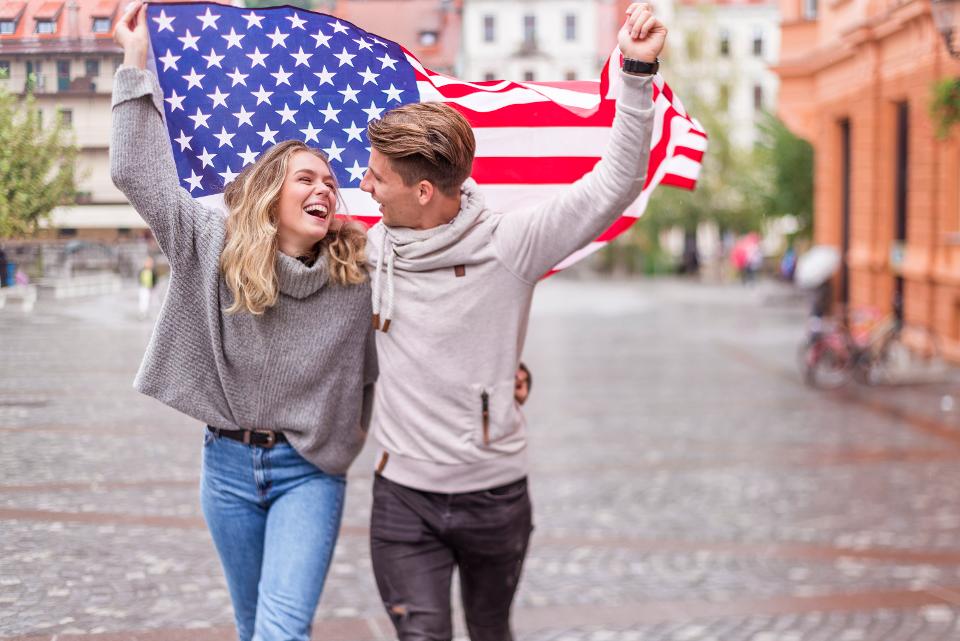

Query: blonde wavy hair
[{"left": 219, "top": 140, "right": 367, "bottom": 315}]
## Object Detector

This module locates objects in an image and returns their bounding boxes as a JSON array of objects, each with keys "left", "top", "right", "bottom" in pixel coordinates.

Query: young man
[{"left": 359, "top": 4, "right": 666, "bottom": 640}]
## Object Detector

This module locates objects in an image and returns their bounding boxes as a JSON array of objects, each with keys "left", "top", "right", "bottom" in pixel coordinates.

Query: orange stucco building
[{"left": 777, "top": 0, "right": 960, "bottom": 360}]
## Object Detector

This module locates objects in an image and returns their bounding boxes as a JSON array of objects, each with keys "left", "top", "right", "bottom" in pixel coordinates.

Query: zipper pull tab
[{"left": 481, "top": 389, "right": 490, "bottom": 445}]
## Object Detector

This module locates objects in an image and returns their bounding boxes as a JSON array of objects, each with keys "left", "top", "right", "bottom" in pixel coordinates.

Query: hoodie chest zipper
[{"left": 481, "top": 389, "right": 490, "bottom": 446}]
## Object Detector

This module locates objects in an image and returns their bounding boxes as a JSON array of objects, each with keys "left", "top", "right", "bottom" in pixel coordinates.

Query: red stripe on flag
[
  {"left": 660, "top": 174, "right": 697, "bottom": 190},
  {"left": 595, "top": 215, "right": 638, "bottom": 242},
  {"left": 471, "top": 157, "right": 600, "bottom": 184},
  {"left": 448, "top": 101, "right": 617, "bottom": 128}
]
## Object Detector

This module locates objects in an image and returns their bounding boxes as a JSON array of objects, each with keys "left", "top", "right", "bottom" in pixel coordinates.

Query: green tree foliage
[
  {"left": 752, "top": 112, "right": 814, "bottom": 237},
  {"left": 0, "top": 90, "right": 78, "bottom": 238}
]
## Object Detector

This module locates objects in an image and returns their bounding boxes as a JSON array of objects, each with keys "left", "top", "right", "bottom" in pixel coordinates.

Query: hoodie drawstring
[{"left": 372, "top": 233, "right": 395, "bottom": 332}]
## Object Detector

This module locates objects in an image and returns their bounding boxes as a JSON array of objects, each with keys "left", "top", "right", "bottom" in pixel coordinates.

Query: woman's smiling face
[{"left": 275, "top": 150, "right": 338, "bottom": 254}]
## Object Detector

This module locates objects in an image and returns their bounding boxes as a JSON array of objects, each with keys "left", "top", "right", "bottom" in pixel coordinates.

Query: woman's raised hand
[{"left": 114, "top": 1, "right": 149, "bottom": 70}]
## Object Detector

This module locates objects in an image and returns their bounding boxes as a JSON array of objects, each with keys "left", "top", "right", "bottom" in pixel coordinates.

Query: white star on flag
[
  {"left": 202, "top": 49, "right": 225, "bottom": 68},
  {"left": 311, "top": 29, "right": 332, "bottom": 48},
  {"left": 233, "top": 106, "right": 255, "bottom": 127},
  {"left": 178, "top": 29, "right": 200, "bottom": 51},
  {"left": 213, "top": 127, "right": 236, "bottom": 148},
  {"left": 343, "top": 121, "right": 364, "bottom": 142},
  {"left": 197, "top": 147, "right": 217, "bottom": 168},
  {"left": 188, "top": 108, "right": 211, "bottom": 129},
  {"left": 286, "top": 13, "right": 308, "bottom": 29},
  {"left": 164, "top": 89, "right": 185, "bottom": 111},
  {"left": 207, "top": 87, "right": 230, "bottom": 109},
  {"left": 267, "top": 27, "right": 290, "bottom": 48},
  {"left": 222, "top": 27, "right": 244, "bottom": 48},
  {"left": 257, "top": 124, "right": 279, "bottom": 146},
  {"left": 197, "top": 8, "right": 220, "bottom": 30},
  {"left": 174, "top": 130, "right": 192, "bottom": 151},
  {"left": 159, "top": 49, "right": 180, "bottom": 71},
  {"left": 152, "top": 9, "right": 175, "bottom": 32},
  {"left": 300, "top": 122, "right": 322, "bottom": 143},
  {"left": 238, "top": 145, "right": 259, "bottom": 166}
]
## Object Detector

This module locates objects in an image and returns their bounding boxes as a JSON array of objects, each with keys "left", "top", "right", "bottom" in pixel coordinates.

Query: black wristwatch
[{"left": 622, "top": 57, "right": 659, "bottom": 76}]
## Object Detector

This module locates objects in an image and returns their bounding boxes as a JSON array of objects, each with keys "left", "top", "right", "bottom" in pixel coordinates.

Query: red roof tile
[
  {"left": 89, "top": 0, "right": 115, "bottom": 18},
  {"left": 0, "top": 1, "right": 26, "bottom": 20},
  {"left": 33, "top": 0, "right": 63, "bottom": 19}
]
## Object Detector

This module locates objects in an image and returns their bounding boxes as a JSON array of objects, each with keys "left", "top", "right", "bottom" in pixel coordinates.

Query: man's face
[{"left": 360, "top": 149, "right": 423, "bottom": 229}]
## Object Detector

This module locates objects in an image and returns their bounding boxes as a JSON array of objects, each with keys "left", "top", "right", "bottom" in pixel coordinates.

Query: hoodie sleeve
[
  {"left": 110, "top": 66, "right": 217, "bottom": 269},
  {"left": 492, "top": 72, "right": 655, "bottom": 283}
]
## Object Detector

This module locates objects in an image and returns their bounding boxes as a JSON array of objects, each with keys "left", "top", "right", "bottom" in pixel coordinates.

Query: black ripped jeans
[{"left": 370, "top": 474, "right": 533, "bottom": 641}]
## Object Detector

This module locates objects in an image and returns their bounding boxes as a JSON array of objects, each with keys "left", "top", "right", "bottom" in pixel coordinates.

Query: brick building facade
[{"left": 777, "top": 0, "right": 960, "bottom": 361}]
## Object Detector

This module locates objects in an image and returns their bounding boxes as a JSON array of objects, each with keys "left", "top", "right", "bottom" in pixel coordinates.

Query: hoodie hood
[{"left": 369, "top": 179, "right": 490, "bottom": 332}]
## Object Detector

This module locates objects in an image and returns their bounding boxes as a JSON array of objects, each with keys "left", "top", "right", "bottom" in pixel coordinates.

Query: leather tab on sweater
[
  {"left": 454, "top": 265, "right": 465, "bottom": 277},
  {"left": 372, "top": 314, "right": 381, "bottom": 330},
  {"left": 376, "top": 452, "right": 389, "bottom": 473},
  {"left": 381, "top": 319, "right": 391, "bottom": 333}
]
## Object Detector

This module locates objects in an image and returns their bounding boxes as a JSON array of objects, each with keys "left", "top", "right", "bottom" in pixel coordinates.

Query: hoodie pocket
[{"left": 470, "top": 379, "right": 521, "bottom": 447}]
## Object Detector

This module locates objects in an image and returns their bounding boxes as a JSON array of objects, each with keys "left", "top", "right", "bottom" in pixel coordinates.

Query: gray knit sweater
[{"left": 110, "top": 67, "right": 378, "bottom": 475}]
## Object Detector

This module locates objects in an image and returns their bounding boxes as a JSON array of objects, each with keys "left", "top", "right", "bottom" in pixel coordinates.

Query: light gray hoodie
[{"left": 367, "top": 72, "right": 655, "bottom": 493}]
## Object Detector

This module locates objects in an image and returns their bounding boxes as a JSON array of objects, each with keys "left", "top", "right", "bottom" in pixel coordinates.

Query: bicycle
[{"left": 798, "top": 308, "right": 942, "bottom": 388}]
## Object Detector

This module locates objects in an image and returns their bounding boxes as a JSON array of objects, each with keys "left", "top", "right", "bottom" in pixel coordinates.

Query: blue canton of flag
[{"left": 146, "top": 3, "right": 418, "bottom": 198}]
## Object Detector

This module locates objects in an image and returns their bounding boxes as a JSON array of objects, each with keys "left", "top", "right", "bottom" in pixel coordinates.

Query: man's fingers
[
  {"left": 630, "top": 10, "right": 651, "bottom": 39},
  {"left": 639, "top": 16, "right": 659, "bottom": 40}
]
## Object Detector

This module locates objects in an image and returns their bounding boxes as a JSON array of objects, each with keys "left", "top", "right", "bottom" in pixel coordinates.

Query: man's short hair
[{"left": 367, "top": 103, "right": 475, "bottom": 197}]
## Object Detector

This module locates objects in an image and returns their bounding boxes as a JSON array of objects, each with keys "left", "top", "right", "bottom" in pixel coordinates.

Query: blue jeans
[{"left": 200, "top": 428, "right": 346, "bottom": 641}]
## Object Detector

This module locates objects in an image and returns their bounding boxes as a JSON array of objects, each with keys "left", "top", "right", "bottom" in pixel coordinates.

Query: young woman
[{"left": 111, "top": 5, "right": 377, "bottom": 641}]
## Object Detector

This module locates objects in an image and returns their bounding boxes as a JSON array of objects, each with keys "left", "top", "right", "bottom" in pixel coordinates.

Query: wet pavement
[{"left": 3, "top": 275, "right": 960, "bottom": 640}]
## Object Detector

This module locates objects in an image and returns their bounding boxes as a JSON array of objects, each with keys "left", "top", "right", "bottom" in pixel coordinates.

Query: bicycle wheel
[
  {"left": 799, "top": 339, "right": 853, "bottom": 389},
  {"left": 866, "top": 328, "right": 944, "bottom": 385}
]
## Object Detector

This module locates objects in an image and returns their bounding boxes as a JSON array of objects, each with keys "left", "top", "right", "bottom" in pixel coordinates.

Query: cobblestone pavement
[{"left": 4, "top": 276, "right": 960, "bottom": 640}]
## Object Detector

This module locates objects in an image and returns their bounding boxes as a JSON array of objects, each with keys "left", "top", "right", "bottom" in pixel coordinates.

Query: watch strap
[{"left": 622, "top": 57, "right": 659, "bottom": 75}]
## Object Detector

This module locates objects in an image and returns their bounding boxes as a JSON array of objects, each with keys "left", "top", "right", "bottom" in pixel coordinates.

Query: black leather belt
[{"left": 207, "top": 425, "right": 288, "bottom": 448}]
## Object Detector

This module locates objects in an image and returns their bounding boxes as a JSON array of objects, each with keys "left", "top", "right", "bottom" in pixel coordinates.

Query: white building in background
[
  {"left": 460, "top": 0, "right": 604, "bottom": 83},
  {"left": 668, "top": 0, "right": 781, "bottom": 149}
]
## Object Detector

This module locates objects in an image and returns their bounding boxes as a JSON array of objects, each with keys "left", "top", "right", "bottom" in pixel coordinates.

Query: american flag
[{"left": 145, "top": 2, "right": 707, "bottom": 271}]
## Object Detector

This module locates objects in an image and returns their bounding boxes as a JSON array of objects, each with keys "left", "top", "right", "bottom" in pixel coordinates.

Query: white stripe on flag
[{"left": 474, "top": 127, "right": 610, "bottom": 157}]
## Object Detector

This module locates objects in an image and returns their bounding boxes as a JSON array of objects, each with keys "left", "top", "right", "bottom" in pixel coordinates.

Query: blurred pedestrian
[
  {"left": 112, "top": 5, "right": 378, "bottom": 641},
  {"left": 359, "top": 4, "right": 666, "bottom": 640},
  {"left": 137, "top": 256, "right": 156, "bottom": 319},
  {"left": 0, "top": 245, "right": 8, "bottom": 288}
]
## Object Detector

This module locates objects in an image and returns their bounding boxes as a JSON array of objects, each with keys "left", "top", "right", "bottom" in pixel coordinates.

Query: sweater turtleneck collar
[{"left": 275, "top": 249, "right": 329, "bottom": 299}]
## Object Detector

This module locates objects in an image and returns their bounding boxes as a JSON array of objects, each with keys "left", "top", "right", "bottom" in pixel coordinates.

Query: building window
[
  {"left": 35, "top": 19, "right": 56, "bottom": 34},
  {"left": 483, "top": 14, "right": 494, "bottom": 42},
  {"left": 523, "top": 70, "right": 535, "bottom": 81},
  {"left": 0, "top": 60, "right": 9, "bottom": 79},
  {"left": 92, "top": 17, "right": 111, "bottom": 33},
  {"left": 418, "top": 30, "right": 437, "bottom": 46},
  {"left": 0, "top": 20, "right": 15, "bottom": 34},
  {"left": 565, "top": 70, "right": 577, "bottom": 80},
  {"left": 753, "top": 84, "right": 764, "bottom": 111},
  {"left": 523, "top": 14, "right": 536, "bottom": 46},
  {"left": 58, "top": 227, "right": 78, "bottom": 238},
  {"left": 565, "top": 14, "right": 576, "bottom": 41},
  {"left": 718, "top": 84, "right": 730, "bottom": 111},
  {"left": 753, "top": 28, "right": 764, "bottom": 56},
  {"left": 802, "top": 0, "right": 818, "bottom": 19},
  {"left": 57, "top": 59, "right": 70, "bottom": 92},
  {"left": 58, "top": 108, "right": 72, "bottom": 127},
  {"left": 85, "top": 59, "right": 100, "bottom": 78},
  {"left": 26, "top": 60, "right": 42, "bottom": 91},
  {"left": 719, "top": 29, "right": 730, "bottom": 56}
]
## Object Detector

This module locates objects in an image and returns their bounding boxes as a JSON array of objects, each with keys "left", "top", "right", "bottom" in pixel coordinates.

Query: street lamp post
[{"left": 931, "top": 0, "right": 960, "bottom": 58}]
